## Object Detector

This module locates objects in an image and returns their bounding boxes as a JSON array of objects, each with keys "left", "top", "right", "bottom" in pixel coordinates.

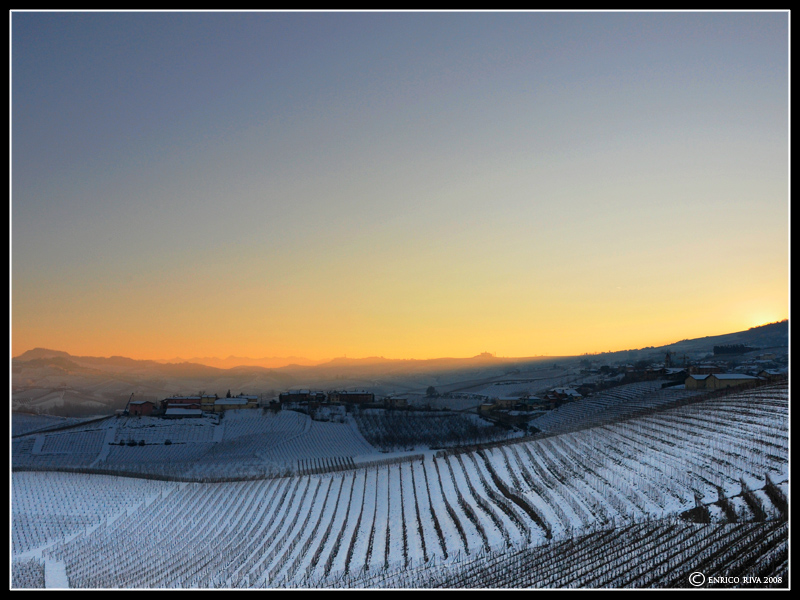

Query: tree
[
  {"left": 226, "top": 389, "right": 232, "bottom": 398},
  {"left": 426, "top": 386, "right": 439, "bottom": 397}
]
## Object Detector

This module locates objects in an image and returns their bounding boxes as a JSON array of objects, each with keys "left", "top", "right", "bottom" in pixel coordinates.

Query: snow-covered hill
[{"left": 11, "top": 381, "right": 788, "bottom": 589}]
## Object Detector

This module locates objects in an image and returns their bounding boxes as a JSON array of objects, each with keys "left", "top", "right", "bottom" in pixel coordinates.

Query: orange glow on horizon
[
  {"left": 11, "top": 13, "right": 788, "bottom": 370},
  {"left": 12, "top": 315, "right": 788, "bottom": 363}
]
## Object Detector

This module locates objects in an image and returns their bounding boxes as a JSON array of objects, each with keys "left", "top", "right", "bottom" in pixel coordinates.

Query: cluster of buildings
[
  {"left": 480, "top": 387, "right": 583, "bottom": 417},
  {"left": 122, "top": 389, "right": 417, "bottom": 420},
  {"left": 120, "top": 345, "right": 786, "bottom": 422},
  {"left": 278, "top": 390, "right": 376, "bottom": 405},
  {"left": 480, "top": 359, "right": 785, "bottom": 422},
  {"left": 277, "top": 390, "right": 409, "bottom": 409},
  {"left": 684, "top": 372, "right": 781, "bottom": 391},
  {"left": 125, "top": 394, "right": 260, "bottom": 418},
  {"left": 678, "top": 350, "right": 787, "bottom": 391}
]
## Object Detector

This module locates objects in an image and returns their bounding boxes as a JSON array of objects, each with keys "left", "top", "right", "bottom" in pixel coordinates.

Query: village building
[
  {"left": 160, "top": 396, "right": 203, "bottom": 411},
  {"left": 214, "top": 398, "right": 248, "bottom": 412},
  {"left": 384, "top": 397, "right": 409, "bottom": 409},
  {"left": 327, "top": 391, "right": 375, "bottom": 404},
  {"left": 279, "top": 390, "right": 326, "bottom": 404},
  {"left": 551, "top": 388, "right": 582, "bottom": 401},
  {"left": 705, "top": 374, "right": 760, "bottom": 390},
  {"left": 685, "top": 374, "right": 711, "bottom": 390},
  {"left": 200, "top": 395, "right": 218, "bottom": 412},
  {"left": 128, "top": 400, "right": 155, "bottom": 416},
  {"left": 685, "top": 373, "right": 761, "bottom": 390},
  {"left": 758, "top": 369, "right": 786, "bottom": 381},
  {"left": 664, "top": 368, "right": 688, "bottom": 377},
  {"left": 279, "top": 390, "right": 309, "bottom": 403},
  {"left": 492, "top": 396, "right": 519, "bottom": 410},
  {"left": 164, "top": 407, "right": 203, "bottom": 419},
  {"left": 214, "top": 395, "right": 258, "bottom": 412}
]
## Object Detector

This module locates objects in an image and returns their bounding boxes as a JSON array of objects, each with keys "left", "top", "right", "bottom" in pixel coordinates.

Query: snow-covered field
[
  {"left": 528, "top": 380, "right": 703, "bottom": 434},
  {"left": 12, "top": 409, "right": 379, "bottom": 479},
  {"left": 12, "top": 413, "right": 98, "bottom": 437},
  {"left": 353, "top": 410, "right": 517, "bottom": 452},
  {"left": 11, "top": 382, "right": 789, "bottom": 589}
]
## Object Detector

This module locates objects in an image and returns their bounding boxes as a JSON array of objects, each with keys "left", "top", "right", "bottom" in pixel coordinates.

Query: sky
[{"left": 11, "top": 11, "right": 789, "bottom": 361}]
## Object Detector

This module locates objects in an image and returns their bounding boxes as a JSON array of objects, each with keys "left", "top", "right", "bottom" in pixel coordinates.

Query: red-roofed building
[
  {"left": 129, "top": 400, "right": 155, "bottom": 416},
  {"left": 160, "top": 396, "right": 202, "bottom": 410}
]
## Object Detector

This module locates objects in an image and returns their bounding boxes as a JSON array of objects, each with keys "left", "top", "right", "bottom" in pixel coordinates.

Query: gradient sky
[{"left": 11, "top": 11, "right": 789, "bottom": 361}]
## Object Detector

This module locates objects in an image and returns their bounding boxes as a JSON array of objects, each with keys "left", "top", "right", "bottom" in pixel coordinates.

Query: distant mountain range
[
  {"left": 12, "top": 320, "right": 787, "bottom": 418},
  {"left": 13, "top": 348, "right": 316, "bottom": 370},
  {"left": 153, "top": 355, "right": 325, "bottom": 369},
  {"left": 14, "top": 320, "right": 788, "bottom": 371}
]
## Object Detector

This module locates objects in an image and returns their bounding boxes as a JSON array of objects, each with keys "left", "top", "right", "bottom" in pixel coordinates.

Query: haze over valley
[{"left": 12, "top": 320, "right": 788, "bottom": 418}]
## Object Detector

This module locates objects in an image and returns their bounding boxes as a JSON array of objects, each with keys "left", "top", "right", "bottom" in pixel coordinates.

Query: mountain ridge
[{"left": 14, "top": 320, "right": 787, "bottom": 370}]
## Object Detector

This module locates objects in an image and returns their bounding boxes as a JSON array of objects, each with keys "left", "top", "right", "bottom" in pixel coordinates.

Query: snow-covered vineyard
[
  {"left": 11, "top": 383, "right": 707, "bottom": 479},
  {"left": 529, "top": 380, "right": 705, "bottom": 434},
  {"left": 352, "top": 520, "right": 788, "bottom": 588},
  {"left": 11, "top": 382, "right": 789, "bottom": 588},
  {"left": 12, "top": 409, "right": 379, "bottom": 479},
  {"left": 12, "top": 413, "right": 94, "bottom": 437},
  {"left": 353, "top": 410, "right": 516, "bottom": 451}
]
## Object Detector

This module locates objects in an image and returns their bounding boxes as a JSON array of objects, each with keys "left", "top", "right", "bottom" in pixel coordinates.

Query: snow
[
  {"left": 44, "top": 558, "right": 69, "bottom": 589},
  {"left": 11, "top": 382, "right": 788, "bottom": 588},
  {"left": 433, "top": 457, "right": 485, "bottom": 554},
  {"left": 346, "top": 469, "right": 377, "bottom": 575},
  {"left": 369, "top": 468, "right": 390, "bottom": 571},
  {"left": 419, "top": 456, "right": 463, "bottom": 560},
  {"left": 385, "top": 465, "right": 407, "bottom": 568}
]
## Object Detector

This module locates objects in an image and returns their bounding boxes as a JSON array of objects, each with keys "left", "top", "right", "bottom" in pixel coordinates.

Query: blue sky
[{"left": 12, "top": 11, "right": 789, "bottom": 360}]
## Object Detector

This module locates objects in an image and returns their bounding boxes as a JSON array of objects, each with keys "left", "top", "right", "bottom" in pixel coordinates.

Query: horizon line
[{"left": 12, "top": 317, "right": 788, "bottom": 366}]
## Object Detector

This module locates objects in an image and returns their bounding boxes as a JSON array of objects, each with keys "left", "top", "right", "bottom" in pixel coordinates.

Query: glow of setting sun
[
  {"left": 11, "top": 12, "right": 789, "bottom": 363},
  {"left": 749, "top": 314, "right": 786, "bottom": 330}
]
